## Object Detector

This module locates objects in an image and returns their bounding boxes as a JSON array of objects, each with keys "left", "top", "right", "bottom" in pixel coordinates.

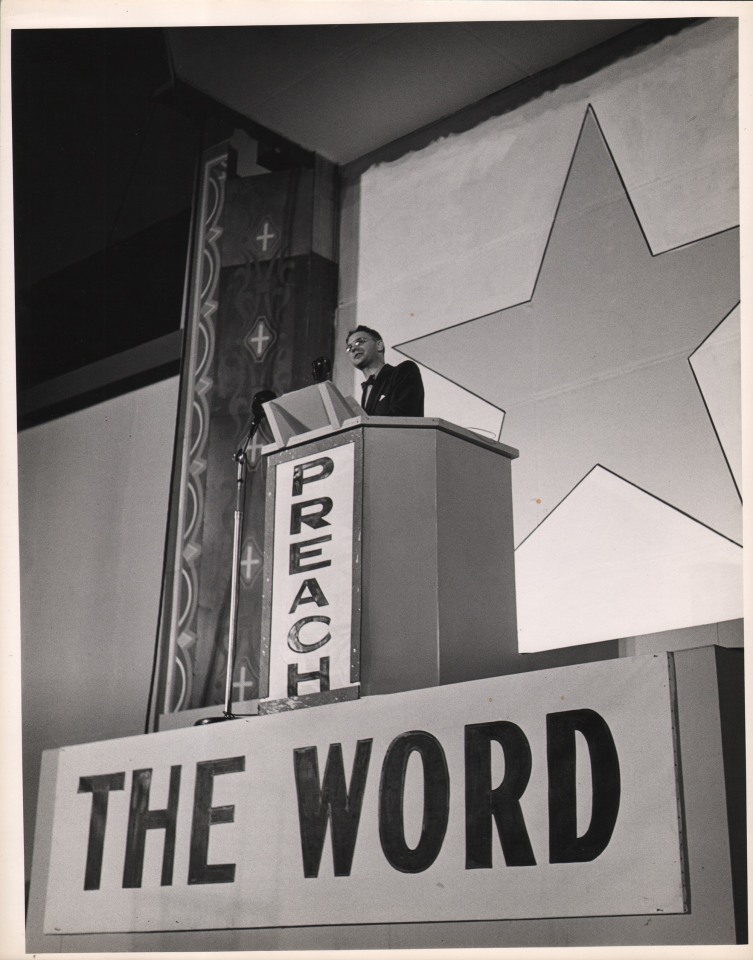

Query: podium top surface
[
  {"left": 263, "top": 414, "right": 519, "bottom": 460},
  {"left": 260, "top": 383, "right": 518, "bottom": 459}
]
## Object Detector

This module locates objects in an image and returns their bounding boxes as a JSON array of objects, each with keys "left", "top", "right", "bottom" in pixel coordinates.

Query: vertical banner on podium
[{"left": 260, "top": 433, "right": 362, "bottom": 708}]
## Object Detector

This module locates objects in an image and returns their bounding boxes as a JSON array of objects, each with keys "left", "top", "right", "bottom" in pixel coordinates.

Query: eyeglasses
[{"left": 345, "top": 337, "right": 374, "bottom": 353}]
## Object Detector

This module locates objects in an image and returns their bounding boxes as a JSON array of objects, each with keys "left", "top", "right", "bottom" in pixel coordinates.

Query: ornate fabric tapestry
[{"left": 153, "top": 145, "right": 336, "bottom": 719}]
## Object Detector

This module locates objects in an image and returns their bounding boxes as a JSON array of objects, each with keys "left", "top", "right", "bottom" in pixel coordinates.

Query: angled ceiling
[
  {"left": 13, "top": 18, "right": 650, "bottom": 413},
  {"left": 166, "top": 20, "right": 645, "bottom": 165}
]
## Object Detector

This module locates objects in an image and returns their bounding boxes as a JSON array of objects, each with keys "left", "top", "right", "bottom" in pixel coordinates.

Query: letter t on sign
[{"left": 78, "top": 772, "right": 126, "bottom": 891}]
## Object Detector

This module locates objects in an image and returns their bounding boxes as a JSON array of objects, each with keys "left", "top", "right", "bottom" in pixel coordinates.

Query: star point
[{"left": 400, "top": 108, "right": 740, "bottom": 544}]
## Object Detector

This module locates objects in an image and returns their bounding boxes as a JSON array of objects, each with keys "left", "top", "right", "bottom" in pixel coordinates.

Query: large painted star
[{"left": 398, "top": 107, "right": 741, "bottom": 544}]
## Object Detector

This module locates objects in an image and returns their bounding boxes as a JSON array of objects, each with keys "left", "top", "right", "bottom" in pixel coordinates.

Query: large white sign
[
  {"left": 264, "top": 438, "right": 358, "bottom": 703},
  {"left": 43, "top": 655, "right": 685, "bottom": 934}
]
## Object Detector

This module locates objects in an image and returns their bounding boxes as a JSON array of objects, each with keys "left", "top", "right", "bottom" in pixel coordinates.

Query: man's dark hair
[{"left": 346, "top": 325, "right": 383, "bottom": 344}]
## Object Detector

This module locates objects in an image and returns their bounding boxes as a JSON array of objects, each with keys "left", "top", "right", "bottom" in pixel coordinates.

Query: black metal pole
[{"left": 222, "top": 444, "right": 248, "bottom": 717}]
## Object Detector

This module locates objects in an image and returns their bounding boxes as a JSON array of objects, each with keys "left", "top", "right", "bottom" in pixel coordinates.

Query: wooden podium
[{"left": 257, "top": 382, "right": 519, "bottom": 710}]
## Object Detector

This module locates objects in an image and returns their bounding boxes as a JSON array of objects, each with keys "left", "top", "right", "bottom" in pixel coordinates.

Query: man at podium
[{"left": 345, "top": 325, "right": 424, "bottom": 416}]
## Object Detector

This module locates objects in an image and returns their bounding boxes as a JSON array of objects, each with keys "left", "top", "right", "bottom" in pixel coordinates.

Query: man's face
[{"left": 346, "top": 333, "right": 382, "bottom": 369}]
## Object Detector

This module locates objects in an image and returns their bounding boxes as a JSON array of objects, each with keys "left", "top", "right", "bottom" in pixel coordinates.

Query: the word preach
[{"left": 266, "top": 443, "right": 358, "bottom": 702}]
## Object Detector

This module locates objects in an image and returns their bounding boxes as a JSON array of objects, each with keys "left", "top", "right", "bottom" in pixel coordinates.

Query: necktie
[{"left": 361, "top": 375, "right": 376, "bottom": 409}]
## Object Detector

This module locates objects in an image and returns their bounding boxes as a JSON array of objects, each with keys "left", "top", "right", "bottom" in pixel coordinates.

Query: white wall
[
  {"left": 338, "top": 19, "right": 743, "bottom": 652},
  {"left": 18, "top": 377, "right": 179, "bottom": 877}
]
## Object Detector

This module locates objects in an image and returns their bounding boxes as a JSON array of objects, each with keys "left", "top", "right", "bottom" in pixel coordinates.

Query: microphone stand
[{"left": 196, "top": 417, "right": 262, "bottom": 725}]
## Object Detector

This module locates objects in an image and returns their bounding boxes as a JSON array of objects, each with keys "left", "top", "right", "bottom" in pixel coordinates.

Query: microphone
[
  {"left": 235, "top": 389, "right": 276, "bottom": 461},
  {"left": 312, "top": 357, "right": 332, "bottom": 383},
  {"left": 250, "top": 388, "right": 276, "bottom": 426}
]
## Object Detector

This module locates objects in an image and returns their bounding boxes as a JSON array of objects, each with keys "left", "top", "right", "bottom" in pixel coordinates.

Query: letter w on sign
[{"left": 293, "top": 740, "right": 373, "bottom": 877}]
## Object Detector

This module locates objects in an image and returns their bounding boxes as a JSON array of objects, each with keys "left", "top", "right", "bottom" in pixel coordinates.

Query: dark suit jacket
[{"left": 362, "top": 361, "right": 424, "bottom": 417}]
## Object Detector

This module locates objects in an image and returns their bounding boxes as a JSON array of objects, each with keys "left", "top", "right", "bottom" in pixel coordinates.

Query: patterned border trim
[{"left": 164, "top": 148, "right": 227, "bottom": 712}]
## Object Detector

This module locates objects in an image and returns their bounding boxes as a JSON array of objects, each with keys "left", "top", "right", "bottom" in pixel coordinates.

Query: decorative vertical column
[{"left": 152, "top": 149, "right": 339, "bottom": 726}]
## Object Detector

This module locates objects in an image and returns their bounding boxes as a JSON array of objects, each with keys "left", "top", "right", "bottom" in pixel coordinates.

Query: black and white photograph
[{"left": 1, "top": 1, "right": 749, "bottom": 956}]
